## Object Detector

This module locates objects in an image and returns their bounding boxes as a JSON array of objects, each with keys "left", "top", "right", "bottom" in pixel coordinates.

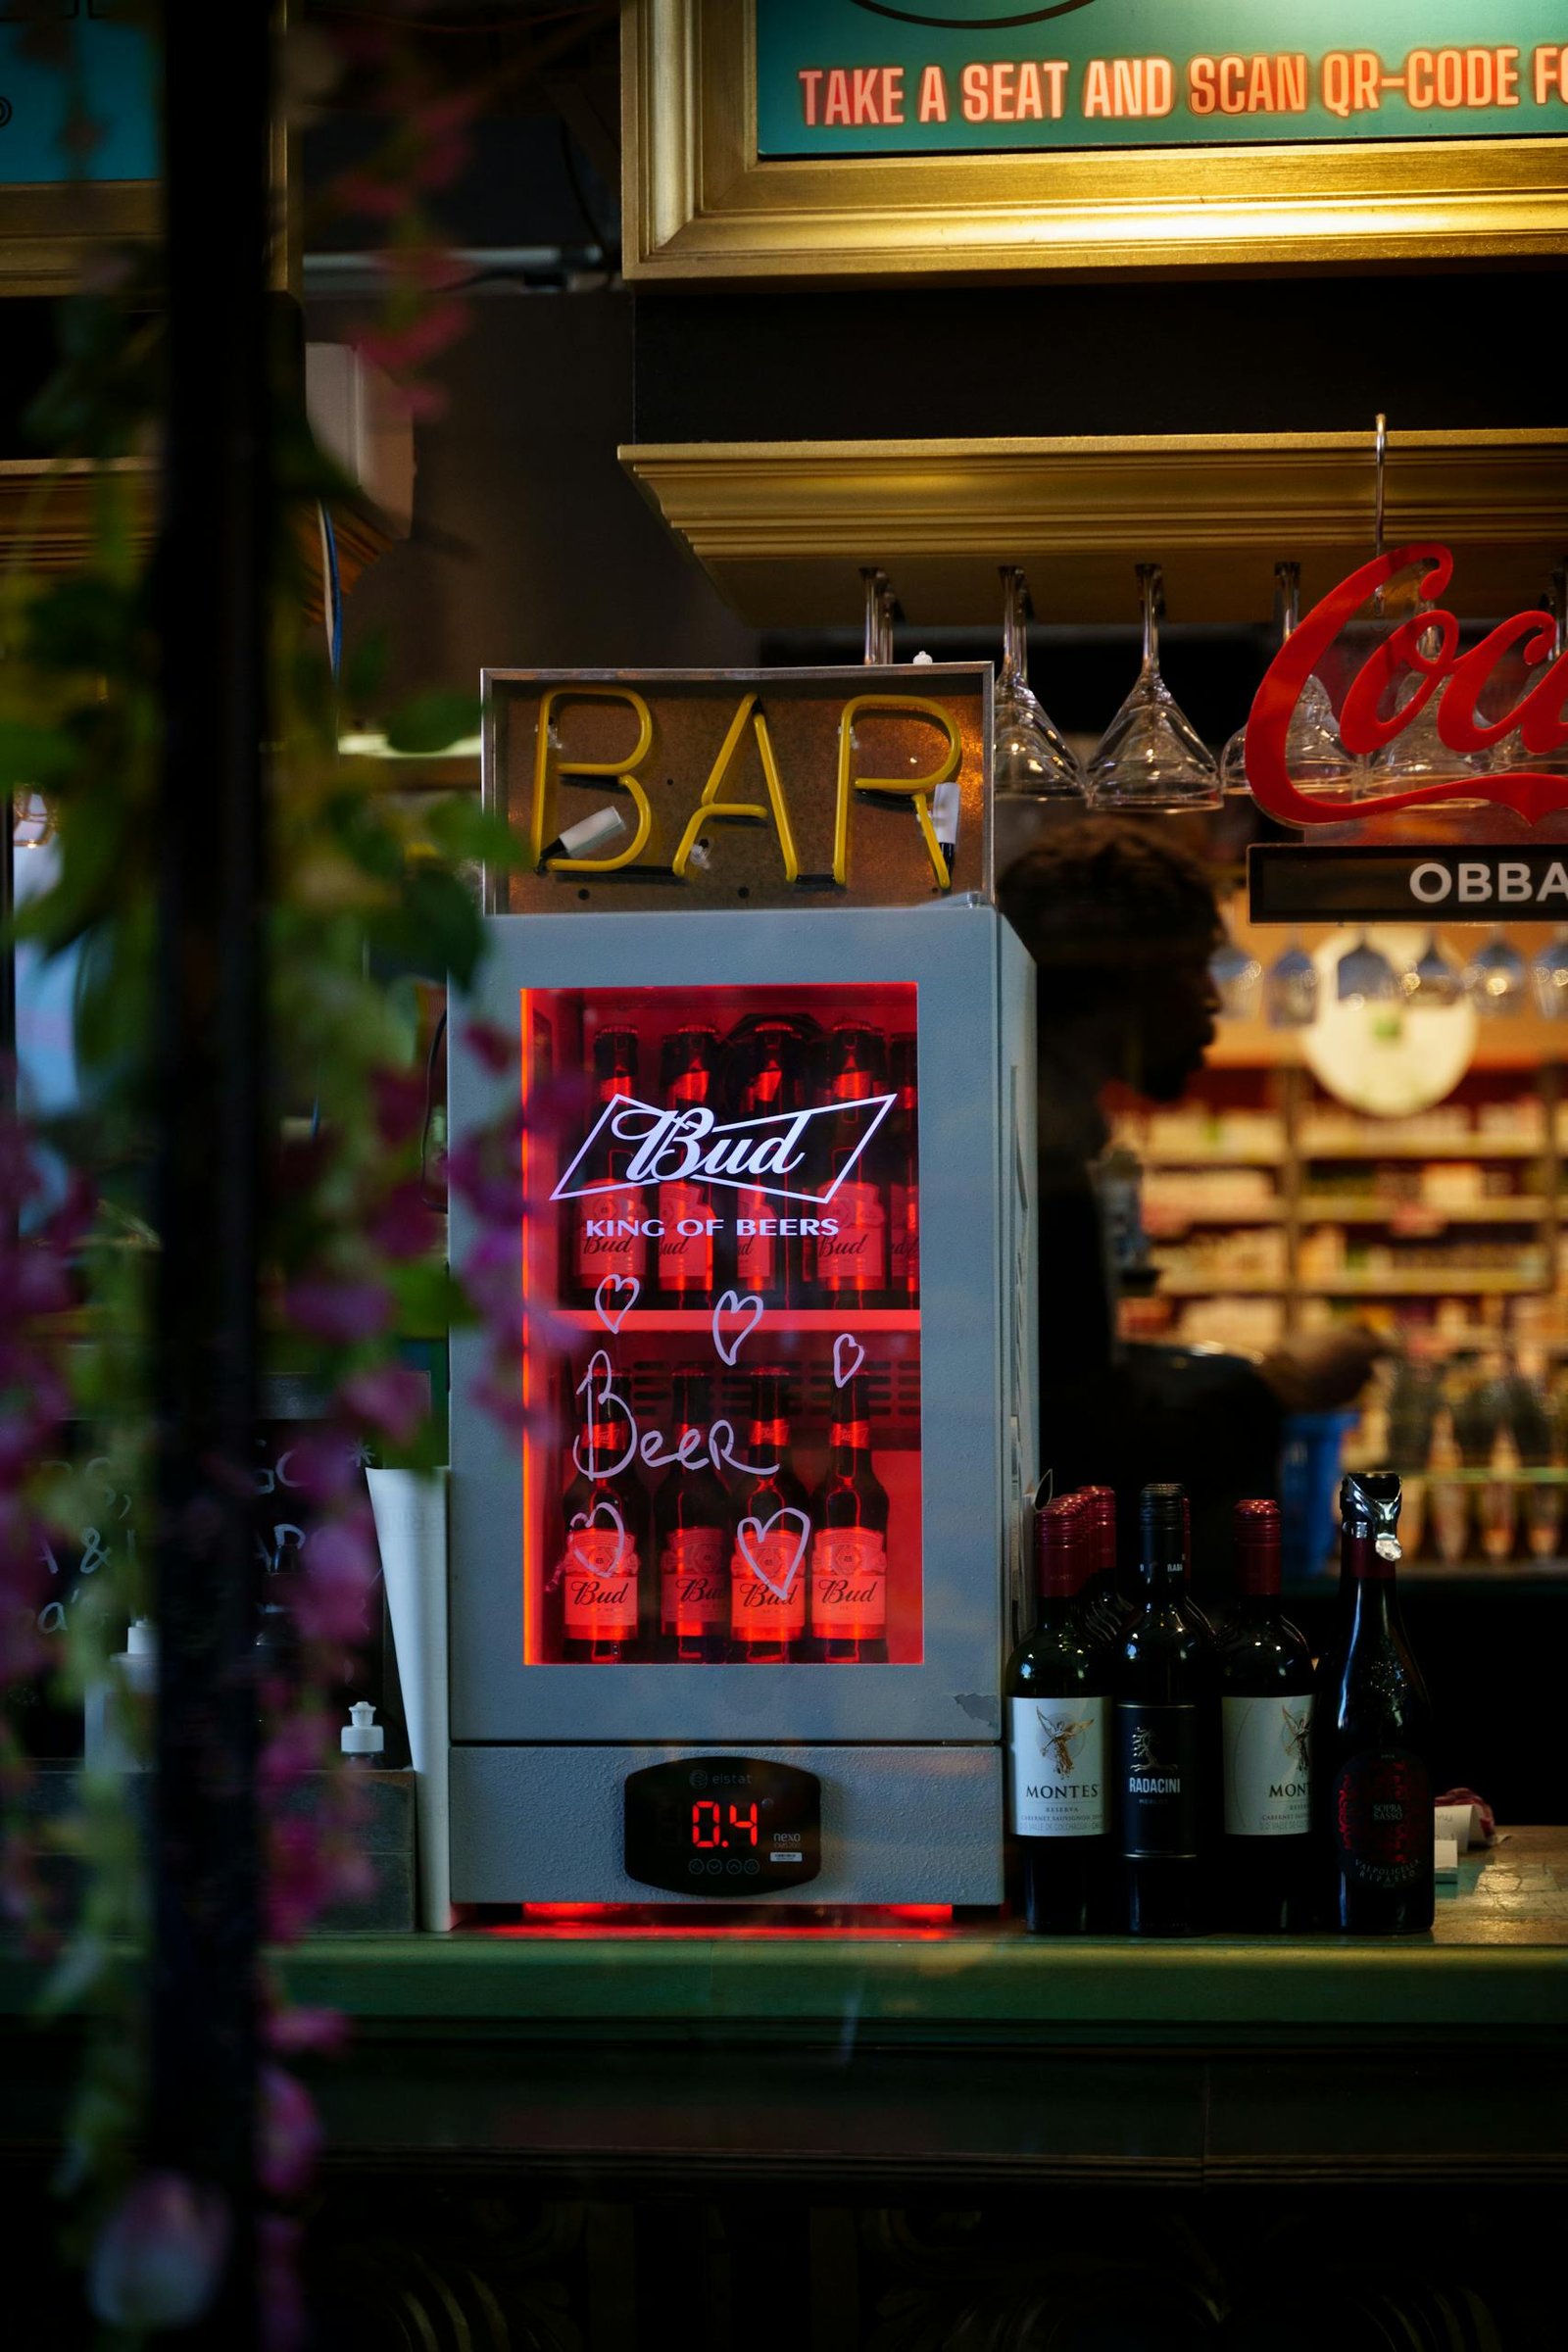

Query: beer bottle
[
  {"left": 727, "top": 1015, "right": 808, "bottom": 1307},
  {"left": 808, "top": 1372, "right": 891, "bottom": 1664},
  {"left": 655, "top": 1368, "right": 729, "bottom": 1663},
  {"left": 559, "top": 1387, "right": 647, "bottom": 1663},
  {"left": 568, "top": 1025, "right": 646, "bottom": 1307},
  {"left": 729, "top": 1370, "right": 809, "bottom": 1663},
  {"left": 656, "top": 1024, "right": 720, "bottom": 1309},
  {"left": 886, "top": 1032, "right": 920, "bottom": 1307},
  {"left": 808, "top": 1022, "right": 890, "bottom": 1309}
]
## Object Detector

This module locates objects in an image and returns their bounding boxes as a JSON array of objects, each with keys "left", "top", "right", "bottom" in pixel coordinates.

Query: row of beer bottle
[
  {"left": 568, "top": 1016, "right": 919, "bottom": 1309},
  {"left": 559, "top": 1368, "right": 894, "bottom": 1662}
]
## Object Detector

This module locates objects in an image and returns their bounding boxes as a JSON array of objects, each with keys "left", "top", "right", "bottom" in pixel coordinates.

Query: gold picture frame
[{"left": 622, "top": 0, "right": 1568, "bottom": 281}]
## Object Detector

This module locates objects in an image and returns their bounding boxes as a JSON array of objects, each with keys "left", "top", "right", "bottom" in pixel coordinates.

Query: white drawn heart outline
[
  {"left": 565, "top": 1497, "right": 630, "bottom": 1580},
  {"left": 593, "top": 1273, "right": 640, "bottom": 1336},
  {"left": 832, "top": 1332, "right": 865, "bottom": 1389},
  {"left": 736, "top": 1507, "right": 809, "bottom": 1601},
  {"left": 711, "top": 1288, "right": 765, "bottom": 1368}
]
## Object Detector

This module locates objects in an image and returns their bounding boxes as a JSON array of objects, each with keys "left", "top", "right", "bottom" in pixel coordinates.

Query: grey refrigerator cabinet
[{"left": 447, "top": 901, "right": 1036, "bottom": 1904}]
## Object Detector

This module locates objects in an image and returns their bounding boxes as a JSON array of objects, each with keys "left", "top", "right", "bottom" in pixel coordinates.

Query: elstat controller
[{"left": 622, "top": 1755, "right": 822, "bottom": 1895}]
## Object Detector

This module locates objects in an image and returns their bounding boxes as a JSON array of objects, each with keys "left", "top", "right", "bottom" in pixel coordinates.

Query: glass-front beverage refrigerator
[{"left": 447, "top": 665, "right": 1035, "bottom": 1909}]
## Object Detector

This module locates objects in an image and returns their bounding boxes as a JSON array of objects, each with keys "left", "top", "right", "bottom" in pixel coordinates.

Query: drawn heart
[
  {"left": 711, "top": 1288, "right": 765, "bottom": 1367},
  {"left": 566, "top": 1498, "right": 628, "bottom": 1576},
  {"left": 832, "top": 1333, "right": 866, "bottom": 1389},
  {"left": 737, "top": 1507, "right": 809, "bottom": 1601},
  {"left": 593, "top": 1273, "right": 640, "bottom": 1336}
]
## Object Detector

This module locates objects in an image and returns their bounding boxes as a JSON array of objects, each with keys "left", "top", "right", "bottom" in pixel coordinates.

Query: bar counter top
[{"left": 6, "top": 1833, "right": 1567, "bottom": 2194}]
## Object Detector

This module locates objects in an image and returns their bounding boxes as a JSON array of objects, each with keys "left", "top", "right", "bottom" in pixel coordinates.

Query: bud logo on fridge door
[{"left": 552, "top": 1092, "right": 896, "bottom": 1209}]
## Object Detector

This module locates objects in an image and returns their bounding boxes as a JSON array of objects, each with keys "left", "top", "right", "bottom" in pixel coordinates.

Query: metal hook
[
  {"left": 1373, "top": 412, "right": 1388, "bottom": 560},
  {"left": 860, "top": 567, "right": 889, "bottom": 665},
  {"left": 1274, "top": 559, "right": 1301, "bottom": 640}
]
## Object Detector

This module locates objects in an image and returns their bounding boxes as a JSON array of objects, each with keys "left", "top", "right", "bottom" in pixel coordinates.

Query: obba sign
[{"left": 1246, "top": 544, "right": 1568, "bottom": 827}]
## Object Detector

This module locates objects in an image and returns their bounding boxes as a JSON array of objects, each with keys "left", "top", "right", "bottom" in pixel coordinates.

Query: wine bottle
[
  {"left": 1217, "top": 1499, "right": 1316, "bottom": 1934},
  {"left": 1006, "top": 1494, "right": 1112, "bottom": 1934},
  {"left": 560, "top": 1390, "right": 647, "bottom": 1664},
  {"left": 1315, "top": 1471, "right": 1435, "bottom": 1934},
  {"left": 808, "top": 1372, "right": 890, "bottom": 1663},
  {"left": 1115, "top": 1482, "right": 1215, "bottom": 1936},
  {"left": 729, "top": 1371, "right": 809, "bottom": 1663},
  {"left": 655, "top": 1367, "right": 728, "bottom": 1663},
  {"left": 1077, "top": 1484, "right": 1129, "bottom": 1647}
]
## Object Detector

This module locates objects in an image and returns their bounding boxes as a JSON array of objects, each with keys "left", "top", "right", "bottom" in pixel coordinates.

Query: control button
[
  {"left": 708, "top": 1859, "right": 723, "bottom": 1875},
  {"left": 688, "top": 1861, "right": 704, "bottom": 1878},
  {"left": 726, "top": 1859, "right": 743, "bottom": 1876},
  {"left": 744, "top": 1860, "right": 760, "bottom": 1878}
]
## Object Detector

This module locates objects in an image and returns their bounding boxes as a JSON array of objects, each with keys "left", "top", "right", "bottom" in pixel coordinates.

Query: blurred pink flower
[
  {"left": 266, "top": 2001, "right": 350, "bottom": 2058},
  {"left": 261, "top": 2067, "right": 321, "bottom": 2201},
  {"left": 372, "top": 1066, "right": 427, "bottom": 1146},
  {"left": 293, "top": 1516, "right": 376, "bottom": 1645},
  {"left": 260, "top": 1711, "right": 332, "bottom": 1801},
  {"left": 283, "top": 1277, "right": 394, "bottom": 1345},
  {"left": 464, "top": 1017, "right": 514, "bottom": 1074},
  {"left": 261, "top": 2213, "right": 308, "bottom": 2352},
  {"left": 87, "top": 2172, "right": 231, "bottom": 2329},
  {"left": 339, "top": 1362, "right": 428, "bottom": 1446},
  {"left": 368, "top": 1180, "right": 438, "bottom": 1260}
]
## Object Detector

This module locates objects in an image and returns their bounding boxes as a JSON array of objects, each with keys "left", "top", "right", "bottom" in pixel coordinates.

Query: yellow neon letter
[
  {"left": 671, "top": 694, "right": 801, "bottom": 883},
  {"left": 834, "top": 695, "right": 961, "bottom": 890},
  {"left": 530, "top": 688, "right": 655, "bottom": 872}
]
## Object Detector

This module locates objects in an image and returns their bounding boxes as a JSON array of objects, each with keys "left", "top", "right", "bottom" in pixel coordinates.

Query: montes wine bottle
[
  {"left": 1006, "top": 1493, "right": 1112, "bottom": 1934},
  {"left": 1217, "top": 1499, "right": 1316, "bottom": 1934},
  {"left": 1115, "top": 1482, "right": 1216, "bottom": 1936},
  {"left": 1315, "top": 1471, "right": 1435, "bottom": 1934},
  {"left": 655, "top": 1367, "right": 729, "bottom": 1663},
  {"left": 808, "top": 1372, "right": 890, "bottom": 1663}
]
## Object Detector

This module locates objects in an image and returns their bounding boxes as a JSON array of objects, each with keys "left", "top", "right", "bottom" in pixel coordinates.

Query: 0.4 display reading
[{"left": 624, "top": 1755, "right": 823, "bottom": 1895}]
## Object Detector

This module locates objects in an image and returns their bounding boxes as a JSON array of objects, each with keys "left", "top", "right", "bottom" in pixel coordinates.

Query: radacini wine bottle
[
  {"left": 1005, "top": 1494, "right": 1112, "bottom": 1934},
  {"left": 1315, "top": 1471, "right": 1435, "bottom": 1934},
  {"left": 1115, "top": 1482, "right": 1216, "bottom": 1936}
]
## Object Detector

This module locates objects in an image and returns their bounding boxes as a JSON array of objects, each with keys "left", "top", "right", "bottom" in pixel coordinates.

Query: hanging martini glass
[
  {"left": 1220, "top": 562, "right": 1356, "bottom": 800},
  {"left": 1088, "top": 564, "right": 1220, "bottom": 811},
  {"left": 992, "top": 566, "right": 1086, "bottom": 804}
]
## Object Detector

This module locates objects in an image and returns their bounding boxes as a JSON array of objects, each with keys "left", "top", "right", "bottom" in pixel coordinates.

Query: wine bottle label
[
  {"left": 1222, "top": 1693, "right": 1314, "bottom": 1837},
  {"left": 658, "top": 1181, "right": 712, "bottom": 1289},
  {"left": 1333, "top": 1748, "right": 1431, "bottom": 1889},
  {"left": 731, "top": 1528, "right": 808, "bottom": 1642},
  {"left": 733, "top": 1188, "right": 775, "bottom": 1289},
  {"left": 890, "top": 1180, "right": 919, "bottom": 1293},
  {"left": 1116, "top": 1701, "right": 1201, "bottom": 1858},
  {"left": 660, "top": 1529, "right": 728, "bottom": 1635},
  {"left": 562, "top": 1527, "right": 640, "bottom": 1642},
  {"left": 1008, "top": 1697, "right": 1107, "bottom": 1838},
  {"left": 572, "top": 1187, "right": 645, "bottom": 1287},
  {"left": 815, "top": 1182, "right": 887, "bottom": 1290},
  {"left": 810, "top": 1528, "right": 887, "bottom": 1639}
]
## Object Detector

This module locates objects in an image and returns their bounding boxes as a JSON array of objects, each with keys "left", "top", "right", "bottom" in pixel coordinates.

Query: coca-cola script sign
[{"left": 1245, "top": 543, "right": 1568, "bottom": 828}]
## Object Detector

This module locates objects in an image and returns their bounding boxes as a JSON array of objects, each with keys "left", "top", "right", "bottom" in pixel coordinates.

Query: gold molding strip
[
  {"left": 623, "top": 1, "right": 1568, "bottom": 282},
  {"left": 620, "top": 430, "right": 1568, "bottom": 627}
]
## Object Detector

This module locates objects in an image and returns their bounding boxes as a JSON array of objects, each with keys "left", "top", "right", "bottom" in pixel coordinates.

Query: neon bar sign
[{"left": 1246, "top": 543, "right": 1568, "bottom": 827}]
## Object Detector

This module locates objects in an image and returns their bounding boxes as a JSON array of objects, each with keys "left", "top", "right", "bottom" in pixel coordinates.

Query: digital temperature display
[{"left": 623, "top": 1756, "right": 822, "bottom": 1895}]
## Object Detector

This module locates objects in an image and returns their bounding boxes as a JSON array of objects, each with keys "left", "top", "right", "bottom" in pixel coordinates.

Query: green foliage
[{"left": 382, "top": 688, "right": 481, "bottom": 757}]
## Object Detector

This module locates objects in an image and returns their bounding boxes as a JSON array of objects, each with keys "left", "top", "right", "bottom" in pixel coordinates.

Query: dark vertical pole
[{"left": 152, "top": 4, "right": 270, "bottom": 2340}]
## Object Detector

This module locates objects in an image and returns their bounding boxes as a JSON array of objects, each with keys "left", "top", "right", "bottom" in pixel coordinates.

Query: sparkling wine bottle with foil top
[
  {"left": 1315, "top": 1472, "right": 1435, "bottom": 1935},
  {"left": 808, "top": 1373, "right": 890, "bottom": 1663}
]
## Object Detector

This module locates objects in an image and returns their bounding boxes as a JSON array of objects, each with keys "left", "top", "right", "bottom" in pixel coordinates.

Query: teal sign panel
[
  {"left": 1, "top": 13, "right": 157, "bottom": 185},
  {"left": 756, "top": 0, "right": 1568, "bottom": 155}
]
